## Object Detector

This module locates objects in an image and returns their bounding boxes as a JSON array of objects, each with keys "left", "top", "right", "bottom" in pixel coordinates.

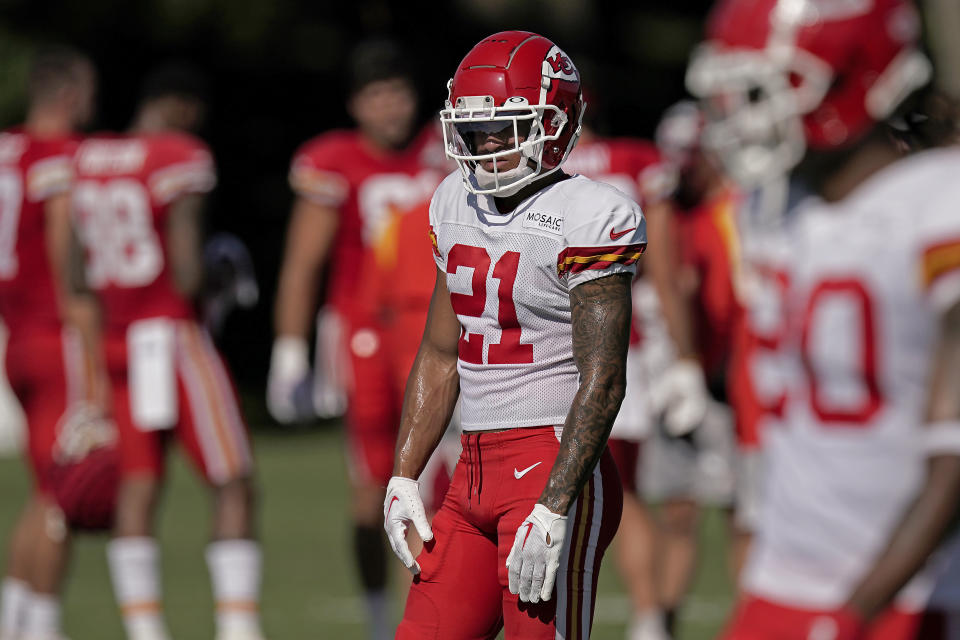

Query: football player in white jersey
[
  {"left": 686, "top": 0, "right": 960, "bottom": 638},
  {"left": 381, "top": 31, "right": 644, "bottom": 639}
]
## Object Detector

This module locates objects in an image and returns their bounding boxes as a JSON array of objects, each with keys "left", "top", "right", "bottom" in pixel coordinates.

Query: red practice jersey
[
  {"left": 565, "top": 135, "right": 671, "bottom": 348},
  {"left": 287, "top": 125, "right": 447, "bottom": 321},
  {"left": 676, "top": 186, "right": 744, "bottom": 383},
  {"left": 563, "top": 135, "right": 669, "bottom": 207},
  {"left": 72, "top": 132, "right": 216, "bottom": 328},
  {"left": 370, "top": 199, "right": 436, "bottom": 321},
  {"left": 0, "top": 128, "right": 78, "bottom": 336}
]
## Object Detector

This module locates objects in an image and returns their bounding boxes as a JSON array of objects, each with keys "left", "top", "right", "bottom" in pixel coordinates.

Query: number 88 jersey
[
  {"left": 73, "top": 132, "right": 216, "bottom": 328},
  {"left": 429, "top": 171, "right": 646, "bottom": 431}
]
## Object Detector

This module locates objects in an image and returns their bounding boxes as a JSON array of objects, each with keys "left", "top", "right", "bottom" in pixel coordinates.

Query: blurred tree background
[{"left": 0, "top": 0, "right": 715, "bottom": 405}]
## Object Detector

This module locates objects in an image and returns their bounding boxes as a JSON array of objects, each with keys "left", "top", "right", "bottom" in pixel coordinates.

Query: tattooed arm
[{"left": 538, "top": 272, "right": 633, "bottom": 515}]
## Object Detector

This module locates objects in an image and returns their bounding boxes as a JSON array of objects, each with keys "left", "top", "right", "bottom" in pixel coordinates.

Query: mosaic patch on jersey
[
  {"left": 922, "top": 237, "right": 960, "bottom": 289},
  {"left": 522, "top": 211, "right": 564, "bottom": 235},
  {"left": 556, "top": 243, "right": 646, "bottom": 278}
]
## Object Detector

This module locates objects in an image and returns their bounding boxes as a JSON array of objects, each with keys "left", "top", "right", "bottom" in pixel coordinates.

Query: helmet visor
[{"left": 445, "top": 108, "right": 537, "bottom": 157}]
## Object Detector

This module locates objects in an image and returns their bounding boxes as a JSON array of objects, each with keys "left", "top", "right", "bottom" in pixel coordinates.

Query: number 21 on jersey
[{"left": 447, "top": 243, "right": 533, "bottom": 365}]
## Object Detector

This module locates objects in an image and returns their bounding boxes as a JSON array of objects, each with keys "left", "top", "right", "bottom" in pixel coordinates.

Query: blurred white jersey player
[{"left": 687, "top": 0, "right": 960, "bottom": 637}]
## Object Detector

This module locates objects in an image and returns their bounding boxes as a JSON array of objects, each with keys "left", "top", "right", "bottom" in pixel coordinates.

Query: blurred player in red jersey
[
  {"left": 72, "top": 64, "right": 265, "bottom": 640},
  {"left": 268, "top": 39, "right": 445, "bottom": 638},
  {"left": 686, "top": 0, "right": 960, "bottom": 637},
  {"left": 650, "top": 100, "right": 745, "bottom": 633},
  {"left": 658, "top": 98, "right": 775, "bottom": 580},
  {"left": 384, "top": 31, "right": 638, "bottom": 639},
  {"left": 0, "top": 46, "right": 105, "bottom": 640},
  {"left": 368, "top": 196, "right": 460, "bottom": 516}
]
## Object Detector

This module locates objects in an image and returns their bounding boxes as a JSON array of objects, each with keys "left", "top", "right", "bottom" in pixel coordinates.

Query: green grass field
[{"left": 0, "top": 420, "right": 736, "bottom": 639}]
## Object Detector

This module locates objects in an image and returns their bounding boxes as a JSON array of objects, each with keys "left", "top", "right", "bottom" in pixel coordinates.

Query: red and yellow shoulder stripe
[
  {"left": 428, "top": 225, "right": 441, "bottom": 258},
  {"left": 921, "top": 236, "right": 960, "bottom": 289},
  {"left": 556, "top": 243, "right": 647, "bottom": 279}
]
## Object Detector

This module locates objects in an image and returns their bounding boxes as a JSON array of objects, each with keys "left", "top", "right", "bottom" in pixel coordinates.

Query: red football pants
[
  {"left": 345, "top": 309, "right": 426, "bottom": 486},
  {"left": 721, "top": 594, "right": 932, "bottom": 640},
  {"left": 397, "top": 427, "right": 623, "bottom": 639},
  {"left": 106, "top": 321, "right": 253, "bottom": 485},
  {"left": 606, "top": 437, "right": 641, "bottom": 494},
  {"left": 5, "top": 326, "right": 81, "bottom": 492}
]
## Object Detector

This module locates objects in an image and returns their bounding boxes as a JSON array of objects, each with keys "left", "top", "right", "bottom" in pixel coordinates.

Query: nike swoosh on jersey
[
  {"left": 609, "top": 226, "right": 637, "bottom": 241},
  {"left": 514, "top": 462, "right": 543, "bottom": 479}
]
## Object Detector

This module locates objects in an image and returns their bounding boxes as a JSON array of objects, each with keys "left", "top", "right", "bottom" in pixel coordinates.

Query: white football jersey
[
  {"left": 742, "top": 148, "right": 960, "bottom": 609},
  {"left": 429, "top": 171, "right": 646, "bottom": 431}
]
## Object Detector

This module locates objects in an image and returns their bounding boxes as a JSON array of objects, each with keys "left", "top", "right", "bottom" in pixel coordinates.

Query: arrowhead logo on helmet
[
  {"left": 545, "top": 49, "right": 577, "bottom": 80},
  {"left": 440, "top": 31, "right": 585, "bottom": 197}
]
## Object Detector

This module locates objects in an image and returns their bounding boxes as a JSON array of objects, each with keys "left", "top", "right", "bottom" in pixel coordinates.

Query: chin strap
[{"left": 472, "top": 163, "right": 537, "bottom": 196}]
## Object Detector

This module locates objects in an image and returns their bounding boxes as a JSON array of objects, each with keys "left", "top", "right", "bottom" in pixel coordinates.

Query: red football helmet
[
  {"left": 655, "top": 100, "right": 706, "bottom": 170},
  {"left": 441, "top": 31, "right": 585, "bottom": 196},
  {"left": 49, "top": 404, "right": 120, "bottom": 531},
  {"left": 686, "top": 0, "right": 931, "bottom": 186}
]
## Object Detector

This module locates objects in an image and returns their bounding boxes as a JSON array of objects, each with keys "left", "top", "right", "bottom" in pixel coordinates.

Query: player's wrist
[
  {"left": 670, "top": 357, "right": 706, "bottom": 380},
  {"left": 532, "top": 503, "right": 567, "bottom": 522},
  {"left": 536, "top": 494, "right": 574, "bottom": 516},
  {"left": 534, "top": 501, "right": 567, "bottom": 517},
  {"left": 270, "top": 335, "right": 310, "bottom": 377}
]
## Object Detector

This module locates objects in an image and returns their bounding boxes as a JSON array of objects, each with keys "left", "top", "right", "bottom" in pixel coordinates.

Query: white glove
[
  {"left": 266, "top": 336, "right": 314, "bottom": 424},
  {"left": 383, "top": 476, "right": 434, "bottom": 575},
  {"left": 651, "top": 358, "right": 708, "bottom": 437},
  {"left": 312, "top": 308, "right": 348, "bottom": 419},
  {"left": 506, "top": 504, "right": 567, "bottom": 603}
]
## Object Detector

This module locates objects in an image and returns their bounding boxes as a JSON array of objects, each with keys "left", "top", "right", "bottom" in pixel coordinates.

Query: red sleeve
[
  {"left": 624, "top": 140, "right": 673, "bottom": 205},
  {"left": 679, "top": 193, "right": 742, "bottom": 375},
  {"left": 288, "top": 133, "right": 352, "bottom": 207},
  {"left": 26, "top": 136, "right": 79, "bottom": 201},
  {"left": 146, "top": 134, "right": 216, "bottom": 204}
]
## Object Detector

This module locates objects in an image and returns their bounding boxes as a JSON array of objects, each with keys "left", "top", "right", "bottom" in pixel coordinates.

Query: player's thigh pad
[{"left": 107, "top": 328, "right": 167, "bottom": 479}]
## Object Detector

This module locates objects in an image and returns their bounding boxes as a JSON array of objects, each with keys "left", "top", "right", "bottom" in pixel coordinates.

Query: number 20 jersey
[
  {"left": 72, "top": 132, "right": 215, "bottom": 328},
  {"left": 429, "top": 171, "right": 647, "bottom": 432},
  {"left": 742, "top": 147, "right": 960, "bottom": 609}
]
